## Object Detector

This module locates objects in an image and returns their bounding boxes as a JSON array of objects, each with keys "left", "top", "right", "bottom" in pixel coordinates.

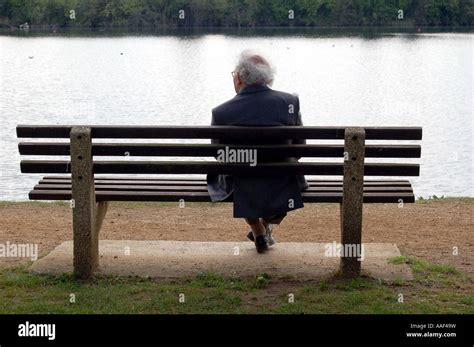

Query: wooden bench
[{"left": 17, "top": 125, "right": 422, "bottom": 279}]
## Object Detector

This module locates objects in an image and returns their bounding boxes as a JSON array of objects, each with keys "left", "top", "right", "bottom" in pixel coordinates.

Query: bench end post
[
  {"left": 70, "top": 126, "right": 99, "bottom": 279},
  {"left": 340, "top": 127, "right": 365, "bottom": 278}
]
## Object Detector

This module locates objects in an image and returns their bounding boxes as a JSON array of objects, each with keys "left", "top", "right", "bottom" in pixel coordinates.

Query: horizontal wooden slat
[
  {"left": 41, "top": 176, "right": 413, "bottom": 183},
  {"left": 34, "top": 183, "right": 414, "bottom": 193},
  {"left": 28, "top": 189, "right": 415, "bottom": 203},
  {"left": 39, "top": 179, "right": 412, "bottom": 187},
  {"left": 16, "top": 125, "right": 423, "bottom": 140},
  {"left": 43, "top": 176, "right": 207, "bottom": 181},
  {"left": 18, "top": 142, "right": 422, "bottom": 158},
  {"left": 21, "top": 160, "right": 420, "bottom": 176},
  {"left": 41, "top": 179, "right": 212, "bottom": 185}
]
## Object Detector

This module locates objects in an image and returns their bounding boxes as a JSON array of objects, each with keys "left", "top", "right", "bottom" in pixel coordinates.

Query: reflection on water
[{"left": 0, "top": 29, "right": 472, "bottom": 200}]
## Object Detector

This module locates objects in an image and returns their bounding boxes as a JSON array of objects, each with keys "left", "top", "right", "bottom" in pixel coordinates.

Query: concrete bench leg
[
  {"left": 340, "top": 127, "right": 366, "bottom": 278},
  {"left": 70, "top": 126, "right": 107, "bottom": 278}
]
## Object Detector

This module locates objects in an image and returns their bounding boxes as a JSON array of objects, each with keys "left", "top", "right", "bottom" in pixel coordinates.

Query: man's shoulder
[
  {"left": 211, "top": 96, "right": 238, "bottom": 125},
  {"left": 211, "top": 88, "right": 300, "bottom": 125},
  {"left": 268, "top": 88, "right": 300, "bottom": 103},
  {"left": 212, "top": 96, "right": 238, "bottom": 115}
]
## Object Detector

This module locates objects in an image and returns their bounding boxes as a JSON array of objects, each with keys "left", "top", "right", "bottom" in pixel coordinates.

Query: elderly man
[{"left": 207, "top": 50, "right": 309, "bottom": 253}]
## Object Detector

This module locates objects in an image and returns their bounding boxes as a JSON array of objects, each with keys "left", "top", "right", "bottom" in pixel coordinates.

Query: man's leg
[
  {"left": 245, "top": 218, "right": 266, "bottom": 238},
  {"left": 260, "top": 213, "right": 286, "bottom": 246},
  {"left": 261, "top": 212, "right": 287, "bottom": 228},
  {"left": 244, "top": 218, "right": 269, "bottom": 253},
  {"left": 246, "top": 213, "right": 286, "bottom": 245}
]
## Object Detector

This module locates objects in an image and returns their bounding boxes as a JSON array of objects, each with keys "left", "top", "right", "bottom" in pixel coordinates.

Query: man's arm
[
  {"left": 292, "top": 95, "right": 309, "bottom": 190},
  {"left": 292, "top": 95, "right": 306, "bottom": 146}
]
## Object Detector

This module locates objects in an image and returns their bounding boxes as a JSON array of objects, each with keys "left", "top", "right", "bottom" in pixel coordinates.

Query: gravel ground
[{"left": 0, "top": 200, "right": 472, "bottom": 274}]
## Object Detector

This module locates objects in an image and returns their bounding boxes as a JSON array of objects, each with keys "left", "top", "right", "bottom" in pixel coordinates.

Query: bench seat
[
  {"left": 30, "top": 176, "right": 415, "bottom": 203},
  {"left": 17, "top": 125, "right": 422, "bottom": 278}
]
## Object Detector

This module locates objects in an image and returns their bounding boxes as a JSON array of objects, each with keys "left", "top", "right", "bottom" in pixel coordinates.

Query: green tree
[{"left": 0, "top": 0, "right": 471, "bottom": 28}]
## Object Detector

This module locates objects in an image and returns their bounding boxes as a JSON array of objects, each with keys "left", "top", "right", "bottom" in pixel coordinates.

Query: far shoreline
[{"left": 1, "top": 25, "right": 472, "bottom": 37}]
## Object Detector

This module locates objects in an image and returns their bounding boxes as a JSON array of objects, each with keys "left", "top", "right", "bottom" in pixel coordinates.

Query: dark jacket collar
[{"left": 238, "top": 84, "right": 271, "bottom": 94}]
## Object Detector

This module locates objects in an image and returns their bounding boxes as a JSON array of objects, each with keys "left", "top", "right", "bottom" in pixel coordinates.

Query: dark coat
[{"left": 206, "top": 84, "right": 309, "bottom": 218}]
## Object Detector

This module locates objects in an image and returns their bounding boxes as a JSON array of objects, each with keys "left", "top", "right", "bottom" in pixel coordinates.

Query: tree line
[{"left": 0, "top": 0, "right": 472, "bottom": 28}]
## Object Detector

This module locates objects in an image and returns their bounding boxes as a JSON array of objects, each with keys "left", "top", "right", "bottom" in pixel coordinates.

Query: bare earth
[{"left": 0, "top": 201, "right": 472, "bottom": 274}]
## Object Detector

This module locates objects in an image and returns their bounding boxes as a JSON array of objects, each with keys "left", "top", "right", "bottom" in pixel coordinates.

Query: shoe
[
  {"left": 246, "top": 224, "right": 276, "bottom": 246},
  {"left": 254, "top": 234, "right": 269, "bottom": 253}
]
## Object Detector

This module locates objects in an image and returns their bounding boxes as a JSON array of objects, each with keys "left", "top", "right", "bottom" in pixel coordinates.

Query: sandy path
[{"left": 0, "top": 201, "right": 472, "bottom": 274}]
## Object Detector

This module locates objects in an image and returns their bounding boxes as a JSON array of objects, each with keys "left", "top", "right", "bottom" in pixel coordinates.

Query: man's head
[{"left": 232, "top": 50, "right": 275, "bottom": 93}]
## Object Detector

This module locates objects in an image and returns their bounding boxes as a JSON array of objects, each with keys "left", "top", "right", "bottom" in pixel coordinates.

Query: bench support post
[
  {"left": 339, "top": 127, "right": 365, "bottom": 278},
  {"left": 70, "top": 127, "right": 107, "bottom": 279}
]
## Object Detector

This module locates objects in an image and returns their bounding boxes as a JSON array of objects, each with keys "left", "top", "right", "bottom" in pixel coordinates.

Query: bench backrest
[{"left": 17, "top": 125, "right": 422, "bottom": 177}]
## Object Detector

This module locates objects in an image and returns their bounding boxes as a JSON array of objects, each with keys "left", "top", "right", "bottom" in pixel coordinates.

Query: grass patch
[
  {"left": 389, "top": 256, "right": 470, "bottom": 290},
  {"left": 0, "top": 256, "right": 472, "bottom": 314}
]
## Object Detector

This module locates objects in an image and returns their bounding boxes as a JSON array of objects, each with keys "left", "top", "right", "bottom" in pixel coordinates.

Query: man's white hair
[{"left": 236, "top": 49, "right": 275, "bottom": 86}]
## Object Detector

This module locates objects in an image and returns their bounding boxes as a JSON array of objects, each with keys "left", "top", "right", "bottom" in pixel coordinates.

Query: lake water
[{"left": 0, "top": 28, "right": 472, "bottom": 200}]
